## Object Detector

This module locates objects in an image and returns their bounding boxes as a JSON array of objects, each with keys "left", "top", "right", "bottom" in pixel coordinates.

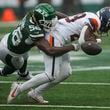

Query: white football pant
[{"left": 19, "top": 35, "right": 72, "bottom": 94}]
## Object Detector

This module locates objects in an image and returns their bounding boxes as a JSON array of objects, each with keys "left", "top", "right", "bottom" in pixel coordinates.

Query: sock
[
  {"left": 18, "top": 71, "right": 29, "bottom": 77},
  {"left": 19, "top": 73, "right": 50, "bottom": 92}
]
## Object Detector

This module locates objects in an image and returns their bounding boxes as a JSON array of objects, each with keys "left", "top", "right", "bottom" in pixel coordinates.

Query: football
[{"left": 81, "top": 41, "right": 102, "bottom": 55}]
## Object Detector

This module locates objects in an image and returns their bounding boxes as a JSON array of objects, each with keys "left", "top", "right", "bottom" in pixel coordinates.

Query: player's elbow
[{"left": 45, "top": 48, "right": 57, "bottom": 56}]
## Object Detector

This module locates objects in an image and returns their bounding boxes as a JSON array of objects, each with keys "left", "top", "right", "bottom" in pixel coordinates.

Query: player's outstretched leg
[{"left": 7, "top": 72, "right": 52, "bottom": 103}]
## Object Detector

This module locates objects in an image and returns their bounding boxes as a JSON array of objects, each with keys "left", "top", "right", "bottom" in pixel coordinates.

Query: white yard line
[
  {"left": 29, "top": 65, "right": 110, "bottom": 73},
  {"left": 0, "top": 104, "right": 110, "bottom": 109},
  {"left": 61, "top": 82, "right": 110, "bottom": 86},
  {"left": 1, "top": 81, "right": 110, "bottom": 86},
  {"left": 72, "top": 66, "right": 110, "bottom": 71}
]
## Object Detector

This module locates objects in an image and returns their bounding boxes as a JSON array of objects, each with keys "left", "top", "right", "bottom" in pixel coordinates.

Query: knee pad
[
  {"left": 61, "top": 62, "right": 72, "bottom": 76},
  {"left": 45, "top": 72, "right": 55, "bottom": 81},
  {"left": 45, "top": 62, "right": 72, "bottom": 83},
  {"left": 11, "top": 56, "right": 24, "bottom": 69},
  {"left": 61, "top": 54, "right": 72, "bottom": 76},
  {"left": 54, "top": 63, "right": 72, "bottom": 83}
]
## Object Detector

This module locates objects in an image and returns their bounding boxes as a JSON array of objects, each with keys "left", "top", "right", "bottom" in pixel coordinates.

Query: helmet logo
[{"left": 36, "top": 8, "right": 48, "bottom": 17}]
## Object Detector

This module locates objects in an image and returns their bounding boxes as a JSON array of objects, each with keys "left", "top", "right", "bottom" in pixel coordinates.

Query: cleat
[
  {"left": 28, "top": 90, "right": 49, "bottom": 104},
  {"left": 7, "top": 82, "right": 20, "bottom": 103}
]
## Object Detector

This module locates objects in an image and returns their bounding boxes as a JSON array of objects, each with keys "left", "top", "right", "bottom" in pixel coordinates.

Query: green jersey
[{"left": 7, "top": 11, "right": 44, "bottom": 54}]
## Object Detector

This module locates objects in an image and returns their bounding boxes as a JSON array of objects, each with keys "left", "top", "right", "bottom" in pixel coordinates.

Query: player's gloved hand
[{"left": 71, "top": 43, "right": 80, "bottom": 51}]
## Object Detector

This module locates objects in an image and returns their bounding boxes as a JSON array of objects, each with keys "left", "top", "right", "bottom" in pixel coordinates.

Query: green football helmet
[{"left": 33, "top": 3, "right": 58, "bottom": 32}]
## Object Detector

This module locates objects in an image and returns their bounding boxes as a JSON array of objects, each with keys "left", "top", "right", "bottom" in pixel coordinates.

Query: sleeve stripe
[
  {"left": 30, "top": 34, "right": 44, "bottom": 38},
  {"left": 89, "top": 18, "right": 99, "bottom": 31},
  {"left": 49, "top": 35, "right": 54, "bottom": 46}
]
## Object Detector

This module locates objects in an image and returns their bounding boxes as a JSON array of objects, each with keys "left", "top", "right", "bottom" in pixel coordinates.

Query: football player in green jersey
[{"left": 0, "top": 3, "right": 77, "bottom": 80}]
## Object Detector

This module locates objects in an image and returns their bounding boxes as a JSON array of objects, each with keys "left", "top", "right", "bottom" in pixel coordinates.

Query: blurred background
[{"left": 0, "top": 0, "right": 110, "bottom": 22}]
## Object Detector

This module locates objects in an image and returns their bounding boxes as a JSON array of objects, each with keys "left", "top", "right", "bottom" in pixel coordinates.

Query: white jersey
[{"left": 48, "top": 12, "right": 101, "bottom": 45}]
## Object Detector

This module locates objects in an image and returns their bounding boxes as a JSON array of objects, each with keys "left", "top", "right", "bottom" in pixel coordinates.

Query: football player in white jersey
[{"left": 8, "top": 7, "right": 110, "bottom": 104}]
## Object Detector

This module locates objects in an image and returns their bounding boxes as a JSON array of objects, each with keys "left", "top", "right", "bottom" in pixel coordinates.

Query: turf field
[{"left": 1, "top": 22, "right": 110, "bottom": 110}]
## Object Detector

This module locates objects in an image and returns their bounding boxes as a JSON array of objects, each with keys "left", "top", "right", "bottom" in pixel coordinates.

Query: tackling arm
[{"left": 34, "top": 38, "right": 79, "bottom": 57}]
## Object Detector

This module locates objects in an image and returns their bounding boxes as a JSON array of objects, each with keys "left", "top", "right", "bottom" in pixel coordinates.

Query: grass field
[{"left": 1, "top": 22, "right": 110, "bottom": 110}]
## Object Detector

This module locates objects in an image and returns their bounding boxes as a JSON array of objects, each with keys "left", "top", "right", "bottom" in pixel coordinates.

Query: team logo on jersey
[{"left": 35, "top": 8, "right": 48, "bottom": 17}]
